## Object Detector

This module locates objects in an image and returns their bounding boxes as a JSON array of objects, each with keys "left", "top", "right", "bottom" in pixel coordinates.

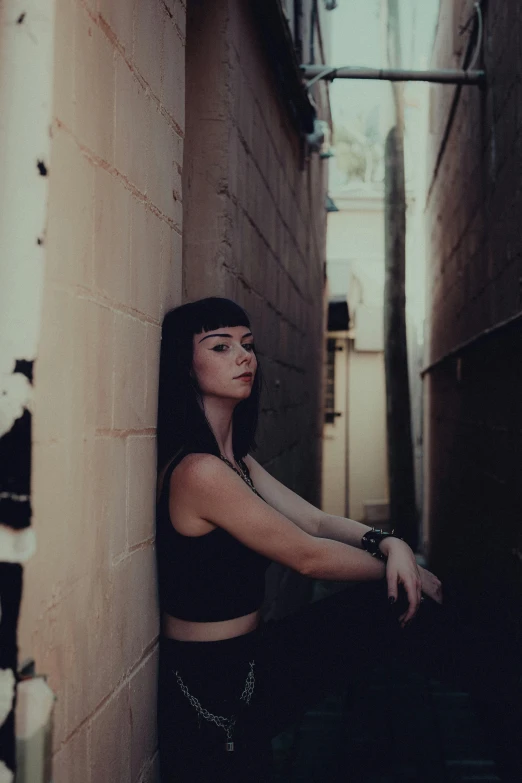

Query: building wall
[
  {"left": 183, "top": 0, "right": 328, "bottom": 615},
  {"left": 17, "top": 1, "right": 185, "bottom": 780},
  {"left": 425, "top": 0, "right": 522, "bottom": 593},
  {"left": 324, "top": 193, "right": 392, "bottom": 527},
  {"left": 322, "top": 334, "right": 349, "bottom": 517},
  {"left": 321, "top": 334, "right": 389, "bottom": 525},
  {"left": 347, "top": 350, "right": 388, "bottom": 521}
]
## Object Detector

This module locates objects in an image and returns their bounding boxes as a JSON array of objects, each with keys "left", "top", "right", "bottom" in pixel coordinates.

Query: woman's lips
[{"left": 235, "top": 372, "right": 253, "bottom": 381}]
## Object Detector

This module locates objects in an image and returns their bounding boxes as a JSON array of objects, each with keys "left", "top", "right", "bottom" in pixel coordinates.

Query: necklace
[{"left": 219, "top": 455, "right": 262, "bottom": 498}]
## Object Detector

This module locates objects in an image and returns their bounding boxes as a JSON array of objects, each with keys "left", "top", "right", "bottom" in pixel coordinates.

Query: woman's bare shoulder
[
  {"left": 158, "top": 451, "right": 220, "bottom": 501},
  {"left": 169, "top": 452, "right": 227, "bottom": 493}
]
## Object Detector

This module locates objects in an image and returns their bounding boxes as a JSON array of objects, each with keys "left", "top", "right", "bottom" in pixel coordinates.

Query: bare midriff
[{"left": 162, "top": 609, "right": 261, "bottom": 642}]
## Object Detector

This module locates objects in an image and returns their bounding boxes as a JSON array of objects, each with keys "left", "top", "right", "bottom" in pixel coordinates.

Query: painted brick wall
[
  {"left": 183, "top": 0, "right": 328, "bottom": 615},
  {"left": 424, "top": 0, "right": 522, "bottom": 595},
  {"left": 18, "top": 1, "right": 185, "bottom": 781}
]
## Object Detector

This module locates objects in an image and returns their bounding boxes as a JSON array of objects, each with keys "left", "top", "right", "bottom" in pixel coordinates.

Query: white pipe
[{"left": 301, "top": 65, "right": 485, "bottom": 86}]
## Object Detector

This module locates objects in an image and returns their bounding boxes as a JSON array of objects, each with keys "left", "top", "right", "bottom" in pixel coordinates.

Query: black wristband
[{"left": 361, "top": 528, "right": 402, "bottom": 562}]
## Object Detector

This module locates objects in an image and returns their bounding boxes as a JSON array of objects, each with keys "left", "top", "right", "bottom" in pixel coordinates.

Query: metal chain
[
  {"left": 240, "top": 661, "right": 255, "bottom": 705},
  {"left": 219, "top": 455, "right": 262, "bottom": 498},
  {"left": 174, "top": 661, "right": 256, "bottom": 740}
]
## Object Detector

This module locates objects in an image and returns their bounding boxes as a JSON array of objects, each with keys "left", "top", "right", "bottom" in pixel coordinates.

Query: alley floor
[
  {"left": 273, "top": 666, "right": 500, "bottom": 783},
  {"left": 272, "top": 583, "right": 501, "bottom": 783}
]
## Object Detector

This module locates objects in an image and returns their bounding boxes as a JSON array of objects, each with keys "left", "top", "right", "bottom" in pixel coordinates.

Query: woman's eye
[
  {"left": 243, "top": 343, "right": 255, "bottom": 352},
  {"left": 212, "top": 344, "right": 228, "bottom": 352}
]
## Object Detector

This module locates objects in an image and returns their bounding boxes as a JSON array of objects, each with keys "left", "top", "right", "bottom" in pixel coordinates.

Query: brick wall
[
  {"left": 425, "top": 0, "right": 522, "bottom": 594},
  {"left": 183, "top": 0, "right": 328, "bottom": 615},
  {"left": 18, "top": 1, "right": 185, "bottom": 780}
]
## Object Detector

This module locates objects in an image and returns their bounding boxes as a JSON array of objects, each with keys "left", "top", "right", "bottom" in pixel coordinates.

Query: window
[{"left": 324, "top": 338, "right": 336, "bottom": 424}]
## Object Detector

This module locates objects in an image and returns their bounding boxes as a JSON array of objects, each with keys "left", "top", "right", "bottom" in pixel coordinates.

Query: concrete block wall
[
  {"left": 18, "top": 1, "right": 185, "bottom": 780},
  {"left": 184, "top": 0, "right": 327, "bottom": 503},
  {"left": 424, "top": 0, "right": 522, "bottom": 591}
]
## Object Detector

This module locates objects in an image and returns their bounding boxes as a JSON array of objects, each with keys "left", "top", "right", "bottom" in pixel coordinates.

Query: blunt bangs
[{"left": 187, "top": 297, "right": 251, "bottom": 335}]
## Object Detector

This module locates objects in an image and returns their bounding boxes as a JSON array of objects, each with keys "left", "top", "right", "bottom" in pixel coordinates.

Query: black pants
[{"left": 157, "top": 580, "right": 520, "bottom": 782}]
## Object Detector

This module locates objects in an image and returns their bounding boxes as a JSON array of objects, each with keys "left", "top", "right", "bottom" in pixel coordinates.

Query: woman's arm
[
  {"left": 244, "top": 455, "right": 440, "bottom": 622},
  {"left": 244, "top": 455, "right": 372, "bottom": 544},
  {"left": 171, "top": 454, "right": 387, "bottom": 584},
  {"left": 170, "top": 454, "right": 431, "bottom": 624}
]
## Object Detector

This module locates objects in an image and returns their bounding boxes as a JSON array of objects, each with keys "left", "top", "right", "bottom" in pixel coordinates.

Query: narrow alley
[{"left": 0, "top": 0, "right": 521, "bottom": 781}]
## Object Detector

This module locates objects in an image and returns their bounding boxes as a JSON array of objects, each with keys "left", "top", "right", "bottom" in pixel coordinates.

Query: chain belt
[{"left": 174, "top": 660, "right": 255, "bottom": 752}]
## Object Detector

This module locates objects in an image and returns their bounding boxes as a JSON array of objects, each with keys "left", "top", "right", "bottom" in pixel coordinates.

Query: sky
[{"left": 327, "top": 0, "right": 440, "bottom": 130}]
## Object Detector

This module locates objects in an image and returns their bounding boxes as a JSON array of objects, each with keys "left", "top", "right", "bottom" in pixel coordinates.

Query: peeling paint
[
  {"left": 0, "top": 410, "right": 31, "bottom": 531},
  {"left": 0, "top": 761, "right": 14, "bottom": 783},
  {"left": 0, "top": 0, "right": 55, "bottom": 770},
  {"left": 15, "top": 679, "right": 54, "bottom": 741},
  {"left": 13, "top": 362, "right": 33, "bottom": 385},
  {"left": 0, "top": 375, "right": 31, "bottom": 439},
  {"left": 0, "top": 671, "right": 15, "bottom": 727},
  {"left": 0, "top": 527, "right": 35, "bottom": 565},
  {"left": 15, "top": 679, "right": 54, "bottom": 783}
]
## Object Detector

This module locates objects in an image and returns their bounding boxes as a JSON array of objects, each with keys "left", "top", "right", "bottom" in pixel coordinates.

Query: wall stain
[
  {"left": 0, "top": 411, "right": 31, "bottom": 530},
  {"left": 13, "top": 361, "right": 33, "bottom": 385}
]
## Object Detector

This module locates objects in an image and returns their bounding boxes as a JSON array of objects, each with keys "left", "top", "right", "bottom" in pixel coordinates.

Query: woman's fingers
[
  {"left": 398, "top": 572, "right": 421, "bottom": 626},
  {"left": 385, "top": 545, "right": 429, "bottom": 625},
  {"left": 418, "top": 566, "right": 444, "bottom": 604},
  {"left": 386, "top": 567, "right": 399, "bottom": 605}
]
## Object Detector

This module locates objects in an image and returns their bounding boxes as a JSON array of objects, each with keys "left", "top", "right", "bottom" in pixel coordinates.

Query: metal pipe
[{"left": 301, "top": 64, "right": 485, "bottom": 86}]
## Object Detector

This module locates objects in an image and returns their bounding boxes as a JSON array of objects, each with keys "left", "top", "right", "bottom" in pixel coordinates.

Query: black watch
[{"left": 361, "top": 528, "right": 402, "bottom": 562}]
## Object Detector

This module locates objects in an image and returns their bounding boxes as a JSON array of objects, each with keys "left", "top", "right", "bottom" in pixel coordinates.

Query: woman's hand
[
  {"left": 380, "top": 538, "right": 444, "bottom": 626},
  {"left": 379, "top": 538, "right": 422, "bottom": 627},
  {"left": 418, "top": 564, "right": 443, "bottom": 605}
]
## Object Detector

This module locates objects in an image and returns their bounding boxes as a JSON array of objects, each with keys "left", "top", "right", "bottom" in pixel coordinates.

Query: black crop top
[{"left": 156, "top": 450, "right": 270, "bottom": 622}]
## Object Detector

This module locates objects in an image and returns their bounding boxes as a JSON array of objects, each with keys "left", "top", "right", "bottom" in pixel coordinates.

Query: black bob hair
[{"left": 156, "top": 297, "right": 261, "bottom": 471}]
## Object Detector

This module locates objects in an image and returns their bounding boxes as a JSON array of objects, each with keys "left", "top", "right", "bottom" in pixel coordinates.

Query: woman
[{"left": 155, "top": 297, "right": 494, "bottom": 782}]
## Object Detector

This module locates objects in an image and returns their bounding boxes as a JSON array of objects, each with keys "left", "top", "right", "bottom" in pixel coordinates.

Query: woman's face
[{"left": 191, "top": 325, "right": 257, "bottom": 402}]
